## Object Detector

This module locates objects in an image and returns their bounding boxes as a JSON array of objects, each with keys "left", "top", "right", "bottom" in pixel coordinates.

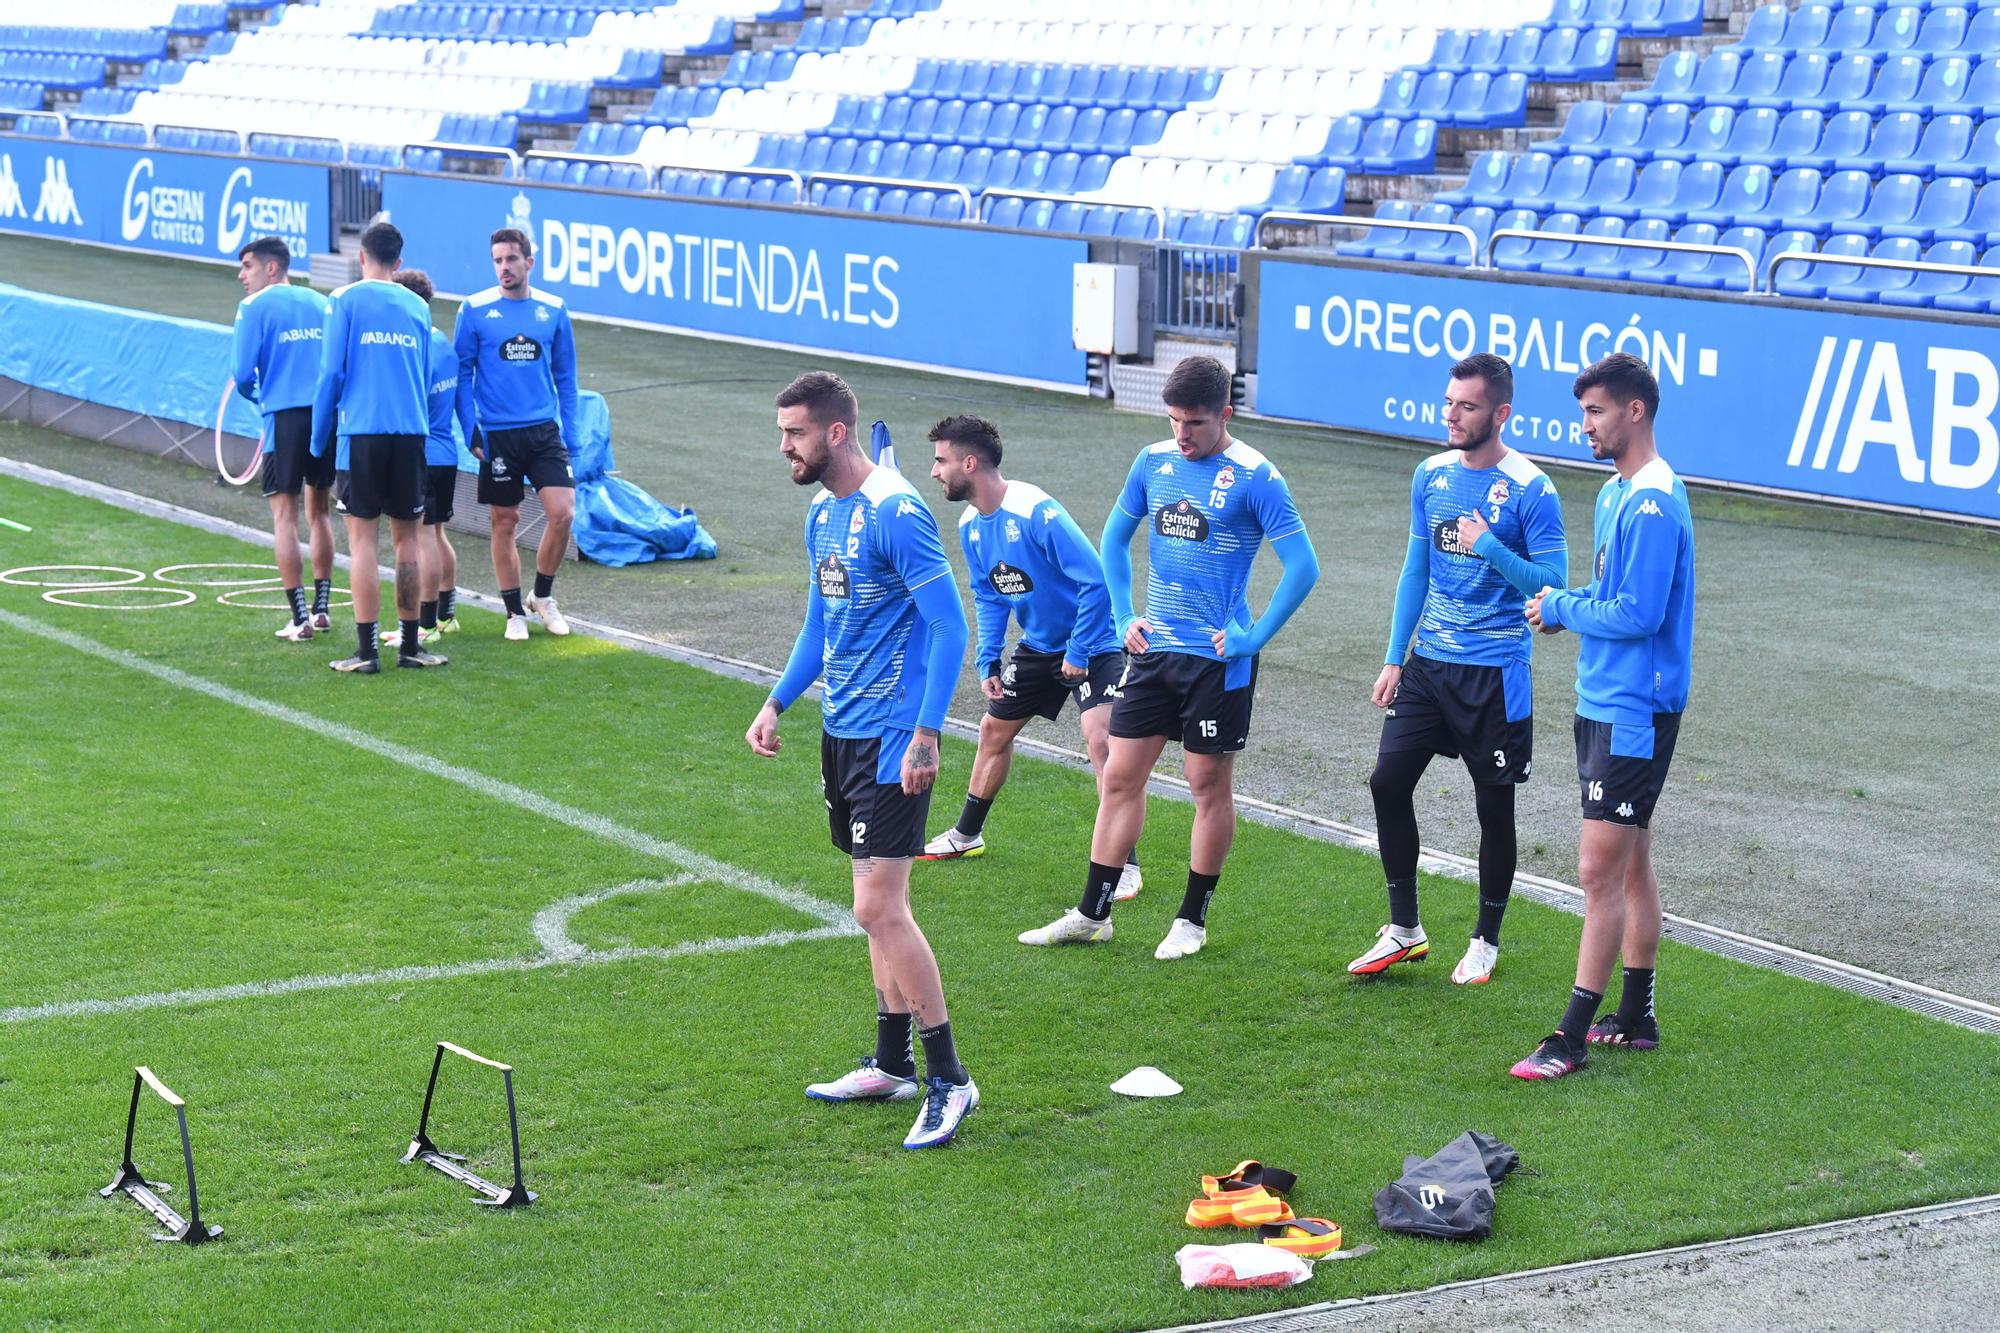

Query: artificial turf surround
[{"left": 0, "top": 471, "right": 1996, "bottom": 1331}]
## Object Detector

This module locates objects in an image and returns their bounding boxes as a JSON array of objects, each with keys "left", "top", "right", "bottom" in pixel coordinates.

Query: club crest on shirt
[
  {"left": 1156, "top": 498, "right": 1210, "bottom": 542},
  {"left": 535, "top": 306, "right": 549, "bottom": 322},
  {"left": 1486, "top": 478, "right": 1510, "bottom": 506},
  {"left": 848, "top": 507, "right": 867, "bottom": 535},
  {"left": 817, "top": 553, "right": 850, "bottom": 599},
  {"left": 989, "top": 562, "right": 1032, "bottom": 596},
  {"left": 1004, "top": 518, "right": 1020, "bottom": 543},
  {"left": 1214, "top": 465, "right": 1235, "bottom": 490}
]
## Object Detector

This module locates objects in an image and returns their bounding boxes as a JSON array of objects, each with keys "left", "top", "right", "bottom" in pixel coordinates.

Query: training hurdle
[
  {"left": 100, "top": 1065, "right": 222, "bottom": 1244},
  {"left": 402, "top": 1041, "right": 536, "bottom": 1208}
]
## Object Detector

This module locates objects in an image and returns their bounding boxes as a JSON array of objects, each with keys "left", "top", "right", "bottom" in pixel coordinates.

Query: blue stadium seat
[
  {"left": 1552, "top": 99, "right": 1610, "bottom": 155},
  {"left": 1687, "top": 163, "right": 1774, "bottom": 228},
  {"left": 1752, "top": 52, "right": 1831, "bottom": 110},
  {"left": 1301, "top": 165, "right": 1347, "bottom": 212},
  {"left": 1708, "top": 51, "right": 1785, "bottom": 110},
  {"left": 1933, "top": 179, "right": 2000, "bottom": 246},
  {"left": 1657, "top": 105, "right": 1733, "bottom": 164},
  {"left": 1049, "top": 200, "right": 1087, "bottom": 234},
  {"left": 1774, "top": 232, "right": 1872, "bottom": 299},
  {"left": 1915, "top": 6, "right": 1970, "bottom": 54},
  {"left": 1881, "top": 174, "right": 1978, "bottom": 242},
  {"left": 1664, "top": 223, "right": 1752, "bottom": 289},
  {"left": 1338, "top": 199, "right": 1413, "bottom": 259},
  {"left": 1886, "top": 56, "right": 1972, "bottom": 116},
  {"left": 1540, "top": 214, "right": 1626, "bottom": 276},
  {"left": 1735, "top": 2, "right": 1797, "bottom": 52},
  {"left": 1514, "top": 152, "right": 1595, "bottom": 212},
  {"left": 1796, "top": 168, "right": 1873, "bottom": 235},
  {"left": 1081, "top": 204, "right": 1118, "bottom": 236},
  {"left": 1477, "top": 152, "right": 1555, "bottom": 210},
  {"left": 1438, "top": 150, "right": 1509, "bottom": 207},
  {"left": 1498, "top": 211, "right": 1584, "bottom": 272},
  {"left": 1838, "top": 112, "right": 1923, "bottom": 177},
  {"left": 1577, "top": 155, "right": 1638, "bottom": 214},
  {"left": 1734, "top": 108, "right": 1823, "bottom": 170},
  {"left": 1919, "top": 114, "right": 1984, "bottom": 179},
  {"left": 1632, "top": 102, "right": 1692, "bottom": 160},
  {"left": 1801, "top": 110, "right": 1872, "bottom": 173},
  {"left": 1077, "top": 153, "right": 1113, "bottom": 193},
  {"left": 1880, "top": 238, "right": 1980, "bottom": 307},
  {"left": 1380, "top": 203, "right": 1463, "bottom": 263},
  {"left": 1808, "top": 55, "right": 1879, "bottom": 114},
  {"left": 1833, "top": 171, "right": 1923, "bottom": 238},
  {"left": 1098, "top": 108, "right": 1137, "bottom": 153},
  {"left": 1310, "top": 114, "right": 1367, "bottom": 165},
  {"left": 1709, "top": 106, "right": 1780, "bottom": 166},
  {"left": 1929, "top": 247, "right": 2000, "bottom": 314},
  {"left": 1599, "top": 158, "right": 1681, "bottom": 220}
]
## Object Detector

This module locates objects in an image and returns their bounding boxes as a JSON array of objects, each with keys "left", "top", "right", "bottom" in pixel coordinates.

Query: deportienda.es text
[{"left": 537, "top": 220, "right": 901, "bottom": 328}]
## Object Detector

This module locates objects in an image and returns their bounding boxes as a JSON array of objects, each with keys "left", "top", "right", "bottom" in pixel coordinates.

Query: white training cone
[{"left": 1111, "top": 1066, "right": 1182, "bottom": 1098}]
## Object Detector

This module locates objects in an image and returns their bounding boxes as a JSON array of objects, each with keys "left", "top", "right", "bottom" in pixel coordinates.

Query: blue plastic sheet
[{"left": 565, "top": 387, "right": 715, "bottom": 565}]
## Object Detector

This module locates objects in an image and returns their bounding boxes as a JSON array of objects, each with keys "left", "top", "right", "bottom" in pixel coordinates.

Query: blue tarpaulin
[{"left": 568, "top": 392, "right": 716, "bottom": 566}]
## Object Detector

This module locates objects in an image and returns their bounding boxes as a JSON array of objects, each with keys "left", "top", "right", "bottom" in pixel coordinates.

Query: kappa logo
[
  {"left": 1157, "top": 460, "right": 1174, "bottom": 475},
  {"left": 1042, "top": 505, "right": 1056, "bottom": 523},
  {"left": 1004, "top": 518, "right": 1020, "bottom": 543},
  {"left": 966, "top": 526, "right": 979, "bottom": 541},
  {"left": 33, "top": 157, "right": 81, "bottom": 226},
  {"left": 1636, "top": 498, "right": 1664, "bottom": 517},
  {"left": 0, "top": 154, "right": 24, "bottom": 219},
  {"left": 1417, "top": 1184, "right": 1448, "bottom": 1210},
  {"left": 1616, "top": 801, "right": 1635, "bottom": 819},
  {"left": 1431, "top": 473, "right": 1451, "bottom": 490},
  {"left": 896, "top": 499, "right": 918, "bottom": 517},
  {"left": 485, "top": 307, "right": 503, "bottom": 319},
  {"left": 816, "top": 508, "right": 828, "bottom": 525}
]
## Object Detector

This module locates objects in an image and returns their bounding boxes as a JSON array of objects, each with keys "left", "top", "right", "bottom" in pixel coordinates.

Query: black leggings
[{"left": 1369, "top": 748, "right": 1518, "bottom": 906}]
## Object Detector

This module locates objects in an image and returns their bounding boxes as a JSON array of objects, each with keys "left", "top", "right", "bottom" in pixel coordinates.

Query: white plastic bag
[{"left": 1174, "top": 1243, "right": 1313, "bottom": 1290}]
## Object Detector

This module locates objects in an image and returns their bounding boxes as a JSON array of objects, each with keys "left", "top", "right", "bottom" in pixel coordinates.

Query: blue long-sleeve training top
[
  {"left": 422, "top": 327, "right": 462, "bottom": 468},
  {"left": 309, "top": 278, "right": 433, "bottom": 456},
  {"left": 1542, "top": 455, "right": 1696, "bottom": 727},
  {"left": 451, "top": 285, "right": 580, "bottom": 452},
  {"left": 958, "top": 480, "right": 1119, "bottom": 678},
  {"left": 771, "top": 466, "right": 966, "bottom": 751},
  {"left": 231, "top": 282, "right": 329, "bottom": 425}
]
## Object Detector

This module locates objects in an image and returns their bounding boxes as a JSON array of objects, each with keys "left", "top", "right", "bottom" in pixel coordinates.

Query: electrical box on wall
[{"left": 1072, "top": 263, "right": 1138, "bottom": 356}]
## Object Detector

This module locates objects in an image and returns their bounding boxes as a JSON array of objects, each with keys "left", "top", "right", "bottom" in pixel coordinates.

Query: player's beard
[
  {"left": 789, "top": 448, "right": 828, "bottom": 486},
  {"left": 939, "top": 474, "right": 971, "bottom": 502},
  {"left": 1449, "top": 421, "right": 1495, "bottom": 452}
]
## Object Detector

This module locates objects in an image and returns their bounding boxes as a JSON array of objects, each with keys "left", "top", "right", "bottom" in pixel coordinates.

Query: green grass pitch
[{"left": 1, "top": 469, "right": 1997, "bottom": 1330}]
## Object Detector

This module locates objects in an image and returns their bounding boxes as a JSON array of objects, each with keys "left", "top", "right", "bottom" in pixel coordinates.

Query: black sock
[
  {"left": 312, "top": 578, "right": 331, "bottom": 615},
  {"left": 500, "top": 587, "right": 525, "bottom": 617},
  {"left": 439, "top": 587, "right": 456, "bottom": 619},
  {"left": 1472, "top": 782, "right": 1517, "bottom": 945},
  {"left": 956, "top": 793, "right": 993, "bottom": 838},
  {"left": 873, "top": 1011, "right": 915, "bottom": 1078},
  {"left": 1126, "top": 847, "right": 1139, "bottom": 868},
  {"left": 1556, "top": 986, "right": 1602, "bottom": 1046},
  {"left": 1614, "top": 967, "right": 1656, "bottom": 1030},
  {"left": 285, "top": 585, "right": 307, "bottom": 624},
  {"left": 1386, "top": 877, "right": 1420, "bottom": 931},
  {"left": 420, "top": 599, "right": 438, "bottom": 630},
  {"left": 1078, "top": 860, "right": 1122, "bottom": 921},
  {"left": 917, "top": 1021, "right": 966, "bottom": 1086},
  {"left": 355, "top": 621, "right": 378, "bottom": 660},
  {"left": 400, "top": 618, "right": 421, "bottom": 654},
  {"left": 532, "top": 570, "right": 555, "bottom": 600},
  {"left": 1178, "top": 870, "right": 1219, "bottom": 927},
  {"left": 1371, "top": 749, "right": 1427, "bottom": 927}
]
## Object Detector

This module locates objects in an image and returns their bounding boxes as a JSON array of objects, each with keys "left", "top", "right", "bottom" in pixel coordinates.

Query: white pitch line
[
  {"left": 0, "top": 926, "right": 854, "bottom": 1026},
  {"left": 0, "top": 606, "right": 853, "bottom": 934}
]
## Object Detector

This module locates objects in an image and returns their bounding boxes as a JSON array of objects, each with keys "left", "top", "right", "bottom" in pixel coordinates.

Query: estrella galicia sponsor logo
[
  {"left": 1433, "top": 517, "right": 1471, "bottom": 556},
  {"left": 1155, "top": 498, "right": 1209, "bottom": 541},
  {"left": 502, "top": 333, "right": 543, "bottom": 363},
  {"left": 33, "top": 156, "right": 81, "bottom": 227},
  {"left": 816, "top": 552, "right": 849, "bottom": 599},
  {"left": 988, "top": 562, "right": 1032, "bottom": 596},
  {"left": 360, "top": 330, "right": 420, "bottom": 348}
]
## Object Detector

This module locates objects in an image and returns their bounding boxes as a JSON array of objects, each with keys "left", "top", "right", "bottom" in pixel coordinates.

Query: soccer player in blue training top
[
  {"left": 1515, "top": 352, "right": 1695, "bottom": 1081},
  {"left": 1350, "top": 354, "right": 1568, "bottom": 988},
  {"left": 380, "top": 268, "right": 462, "bottom": 653},
  {"left": 1020, "top": 355, "right": 1319, "bottom": 961},
  {"left": 453, "top": 227, "right": 579, "bottom": 642},
  {"left": 309, "top": 221, "right": 445, "bottom": 674},
  {"left": 232, "top": 236, "right": 335, "bottom": 641},
  {"left": 744, "top": 371, "right": 978, "bottom": 1149},
  {"left": 916, "top": 414, "right": 1142, "bottom": 902}
]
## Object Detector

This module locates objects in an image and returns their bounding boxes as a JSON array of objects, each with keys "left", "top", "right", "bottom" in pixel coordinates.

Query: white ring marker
[
  {"left": 0, "top": 565, "right": 147, "bottom": 587},
  {"left": 42, "top": 586, "right": 197, "bottom": 611},
  {"left": 218, "top": 382, "right": 262, "bottom": 487},
  {"left": 153, "top": 562, "right": 283, "bottom": 587},
  {"left": 216, "top": 586, "right": 354, "bottom": 611}
]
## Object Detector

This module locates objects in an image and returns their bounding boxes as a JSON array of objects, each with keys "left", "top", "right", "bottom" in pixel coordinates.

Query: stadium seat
[
  {"left": 1833, "top": 172, "right": 1924, "bottom": 239},
  {"left": 1774, "top": 232, "right": 1871, "bottom": 299},
  {"left": 1932, "top": 179, "right": 2000, "bottom": 246},
  {"left": 1598, "top": 158, "right": 1682, "bottom": 221},
  {"left": 1930, "top": 246, "right": 2000, "bottom": 314},
  {"left": 1631, "top": 103, "right": 1692, "bottom": 161},
  {"left": 1686, "top": 163, "right": 1773, "bottom": 230},
  {"left": 1657, "top": 105, "right": 1734, "bottom": 165},
  {"left": 1881, "top": 175, "right": 1978, "bottom": 243},
  {"left": 1879, "top": 238, "right": 1980, "bottom": 308},
  {"left": 1539, "top": 214, "right": 1627, "bottom": 277},
  {"left": 1497, "top": 211, "right": 1584, "bottom": 272},
  {"left": 1793, "top": 168, "right": 1872, "bottom": 235}
]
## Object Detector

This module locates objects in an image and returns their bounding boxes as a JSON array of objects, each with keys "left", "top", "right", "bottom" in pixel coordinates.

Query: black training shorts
[
  {"left": 1378, "top": 653, "right": 1534, "bottom": 786},
  {"left": 338, "top": 434, "right": 426, "bottom": 521},
  {"left": 478, "top": 421, "right": 574, "bottom": 507},
  {"left": 1575, "top": 712, "right": 1682, "bottom": 828},
  {"left": 423, "top": 464, "right": 460, "bottom": 526},
  {"left": 986, "top": 647, "right": 1124, "bottom": 723},
  {"left": 822, "top": 731, "right": 932, "bottom": 860},
  {"left": 1107, "top": 651, "right": 1257, "bottom": 754},
  {"left": 261, "top": 407, "right": 334, "bottom": 497}
]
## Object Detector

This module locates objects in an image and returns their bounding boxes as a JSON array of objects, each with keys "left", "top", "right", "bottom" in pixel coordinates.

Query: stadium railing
[
  {"left": 1254, "top": 208, "right": 1484, "bottom": 266},
  {"left": 1485, "top": 226, "right": 1759, "bottom": 289},
  {"left": 980, "top": 185, "right": 1164, "bottom": 239},
  {"left": 1156, "top": 240, "right": 1240, "bottom": 337},
  {"left": 808, "top": 168, "right": 972, "bottom": 219}
]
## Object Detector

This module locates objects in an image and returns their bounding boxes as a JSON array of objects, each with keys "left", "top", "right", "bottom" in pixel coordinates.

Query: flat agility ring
[
  {"left": 42, "top": 586, "right": 197, "bottom": 610},
  {"left": 153, "top": 563, "right": 285, "bottom": 587},
  {"left": 0, "top": 565, "right": 148, "bottom": 588},
  {"left": 216, "top": 586, "right": 355, "bottom": 611}
]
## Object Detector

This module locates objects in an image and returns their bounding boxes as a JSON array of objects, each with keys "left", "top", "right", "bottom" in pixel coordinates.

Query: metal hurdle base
[
  {"left": 100, "top": 1067, "right": 223, "bottom": 1243},
  {"left": 400, "top": 1041, "right": 536, "bottom": 1208}
]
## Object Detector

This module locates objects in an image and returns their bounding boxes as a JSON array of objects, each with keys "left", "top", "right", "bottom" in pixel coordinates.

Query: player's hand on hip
[
  {"left": 902, "top": 729, "right": 940, "bottom": 796},
  {"left": 1213, "top": 625, "right": 1255, "bottom": 659},
  {"left": 1456, "top": 510, "right": 1491, "bottom": 550},
  {"left": 1372, "top": 663, "right": 1402, "bottom": 709},
  {"left": 1123, "top": 619, "right": 1152, "bottom": 655},
  {"left": 981, "top": 674, "right": 1006, "bottom": 702},
  {"left": 1060, "top": 657, "right": 1088, "bottom": 681},
  {"left": 746, "top": 703, "right": 782, "bottom": 757}
]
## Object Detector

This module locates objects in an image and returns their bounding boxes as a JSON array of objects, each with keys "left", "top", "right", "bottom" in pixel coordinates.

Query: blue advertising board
[
  {"left": 1255, "top": 260, "right": 2000, "bottom": 524},
  {"left": 0, "top": 136, "right": 331, "bottom": 264},
  {"left": 383, "top": 172, "right": 1089, "bottom": 388}
]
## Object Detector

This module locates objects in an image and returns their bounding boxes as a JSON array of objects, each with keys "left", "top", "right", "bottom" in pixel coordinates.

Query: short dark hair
[
  {"left": 1573, "top": 352, "right": 1660, "bottom": 422},
  {"left": 391, "top": 268, "right": 435, "bottom": 303},
  {"left": 1161, "top": 355, "right": 1232, "bottom": 413},
  {"left": 927, "top": 414, "right": 1002, "bottom": 469},
  {"left": 360, "top": 221, "right": 403, "bottom": 268},
  {"left": 491, "top": 227, "right": 532, "bottom": 259},
  {"left": 1450, "top": 352, "right": 1513, "bottom": 406},
  {"left": 237, "top": 236, "right": 290, "bottom": 271},
  {"left": 775, "top": 370, "right": 857, "bottom": 431}
]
